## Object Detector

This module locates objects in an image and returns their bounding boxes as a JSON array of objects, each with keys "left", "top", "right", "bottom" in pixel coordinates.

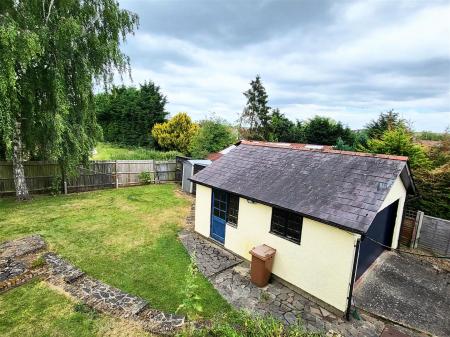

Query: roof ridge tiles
[{"left": 239, "top": 140, "right": 408, "bottom": 162}]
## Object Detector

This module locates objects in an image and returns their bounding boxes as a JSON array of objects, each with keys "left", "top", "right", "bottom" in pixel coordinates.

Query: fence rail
[{"left": 0, "top": 160, "right": 177, "bottom": 196}]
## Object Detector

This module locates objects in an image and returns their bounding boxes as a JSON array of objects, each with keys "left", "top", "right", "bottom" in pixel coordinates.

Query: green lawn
[
  {"left": 91, "top": 142, "right": 181, "bottom": 160},
  {"left": 0, "top": 280, "right": 149, "bottom": 337},
  {"left": 0, "top": 185, "right": 230, "bottom": 321}
]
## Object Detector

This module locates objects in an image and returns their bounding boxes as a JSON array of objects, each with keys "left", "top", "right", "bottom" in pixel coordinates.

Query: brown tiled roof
[{"left": 192, "top": 142, "right": 413, "bottom": 234}]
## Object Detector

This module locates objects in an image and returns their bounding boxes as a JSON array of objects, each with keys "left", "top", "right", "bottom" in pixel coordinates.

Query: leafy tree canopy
[
  {"left": 365, "top": 110, "right": 407, "bottom": 139},
  {"left": 364, "top": 128, "right": 431, "bottom": 169},
  {"left": 268, "top": 109, "right": 304, "bottom": 143},
  {"left": 0, "top": 0, "right": 138, "bottom": 199},
  {"left": 303, "top": 116, "right": 355, "bottom": 146},
  {"left": 95, "top": 82, "right": 167, "bottom": 147},
  {"left": 152, "top": 112, "right": 199, "bottom": 154},
  {"left": 190, "top": 116, "right": 237, "bottom": 159}
]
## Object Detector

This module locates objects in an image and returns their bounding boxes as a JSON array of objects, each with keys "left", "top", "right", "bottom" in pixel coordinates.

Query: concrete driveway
[{"left": 354, "top": 251, "right": 450, "bottom": 337}]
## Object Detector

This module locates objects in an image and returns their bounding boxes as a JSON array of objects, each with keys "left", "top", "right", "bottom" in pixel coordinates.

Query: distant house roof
[
  {"left": 187, "top": 159, "right": 212, "bottom": 166},
  {"left": 206, "top": 152, "right": 223, "bottom": 161},
  {"left": 206, "top": 144, "right": 237, "bottom": 161},
  {"left": 191, "top": 141, "right": 415, "bottom": 234}
]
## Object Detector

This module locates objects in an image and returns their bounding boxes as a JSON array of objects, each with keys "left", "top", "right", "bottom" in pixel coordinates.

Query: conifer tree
[{"left": 240, "top": 75, "right": 271, "bottom": 140}]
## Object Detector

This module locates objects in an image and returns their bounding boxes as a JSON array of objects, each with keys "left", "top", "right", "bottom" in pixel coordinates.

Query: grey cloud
[
  {"left": 121, "top": 0, "right": 335, "bottom": 49},
  {"left": 117, "top": 0, "right": 450, "bottom": 131},
  {"left": 124, "top": 40, "right": 197, "bottom": 69}
]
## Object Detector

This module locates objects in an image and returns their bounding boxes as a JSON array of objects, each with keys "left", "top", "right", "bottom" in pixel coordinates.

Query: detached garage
[{"left": 191, "top": 141, "right": 415, "bottom": 316}]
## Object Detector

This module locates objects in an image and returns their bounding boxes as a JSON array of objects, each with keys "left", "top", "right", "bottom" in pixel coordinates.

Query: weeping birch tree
[{"left": 0, "top": 0, "right": 138, "bottom": 200}]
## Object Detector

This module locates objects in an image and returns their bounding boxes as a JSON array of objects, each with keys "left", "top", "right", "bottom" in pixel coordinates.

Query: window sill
[
  {"left": 226, "top": 222, "right": 237, "bottom": 228},
  {"left": 269, "top": 231, "right": 300, "bottom": 245}
]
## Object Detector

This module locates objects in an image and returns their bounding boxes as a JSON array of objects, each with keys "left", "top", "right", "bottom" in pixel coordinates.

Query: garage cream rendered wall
[
  {"left": 378, "top": 175, "right": 407, "bottom": 249},
  {"left": 225, "top": 198, "right": 359, "bottom": 313},
  {"left": 194, "top": 184, "right": 212, "bottom": 237}
]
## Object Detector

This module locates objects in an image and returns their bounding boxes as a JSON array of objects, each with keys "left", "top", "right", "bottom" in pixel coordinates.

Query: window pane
[
  {"left": 272, "top": 222, "right": 284, "bottom": 236},
  {"left": 270, "top": 207, "right": 302, "bottom": 244},
  {"left": 227, "top": 194, "right": 239, "bottom": 225},
  {"left": 219, "top": 201, "right": 227, "bottom": 211}
]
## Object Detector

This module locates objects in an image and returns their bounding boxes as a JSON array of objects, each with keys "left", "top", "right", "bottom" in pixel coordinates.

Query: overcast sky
[{"left": 118, "top": 0, "right": 450, "bottom": 132}]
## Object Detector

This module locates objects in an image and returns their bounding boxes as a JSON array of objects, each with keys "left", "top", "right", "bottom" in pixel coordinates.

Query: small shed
[{"left": 182, "top": 160, "right": 211, "bottom": 194}]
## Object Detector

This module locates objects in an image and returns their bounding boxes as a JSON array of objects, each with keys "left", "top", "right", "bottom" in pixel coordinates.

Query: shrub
[
  {"left": 138, "top": 171, "right": 155, "bottom": 184},
  {"left": 177, "top": 256, "right": 203, "bottom": 318},
  {"left": 152, "top": 113, "right": 199, "bottom": 154},
  {"left": 177, "top": 310, "right": 325, "bottom": 337},
  {"left": 189, "top": 117, "right": 237, "bottom": 159},
  {"left": 50, "top": 175, "right": 62, "bottom": 196}
]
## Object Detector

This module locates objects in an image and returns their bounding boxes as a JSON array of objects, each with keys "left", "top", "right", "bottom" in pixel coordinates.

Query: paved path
[
  {"left": 354, "top": 251, "right": 450, "bottom": 337},
  {"left": 179, "top": 229, "right": 242, "bottom": 277},
  {"left": 0, "top": 235, "right": 184, "bottom": 335},
  {"left": 179, "top": 228, "right": 426, "bottom": 337}
]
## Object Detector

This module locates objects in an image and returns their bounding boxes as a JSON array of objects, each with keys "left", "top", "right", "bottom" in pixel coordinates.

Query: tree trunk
[{"left": 12, "top": 117, "right": 30, "bottom": 200}]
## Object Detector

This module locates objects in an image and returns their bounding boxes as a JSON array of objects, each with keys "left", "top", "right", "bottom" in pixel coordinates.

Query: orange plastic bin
[{"left": 249, "top": 244, "right": 276, "bottom": 287}]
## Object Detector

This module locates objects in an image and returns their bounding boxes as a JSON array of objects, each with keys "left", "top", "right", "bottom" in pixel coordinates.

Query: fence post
[
  {"left": 64, "top": 181, "right": 68, "bottom": 195},
  {"left": 115, "top": 160, "right": 119, "bottom": 189},
  {"left": 153, "top": 160, "right": 158, "bottom": 184},
  {"left": 413, "top": 211, "right": 424, "bottom": 249}
]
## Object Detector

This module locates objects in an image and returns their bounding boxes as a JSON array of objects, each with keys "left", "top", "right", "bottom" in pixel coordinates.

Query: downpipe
[{"left": 346, "top": 238, "right": 361, "bottom": 320}]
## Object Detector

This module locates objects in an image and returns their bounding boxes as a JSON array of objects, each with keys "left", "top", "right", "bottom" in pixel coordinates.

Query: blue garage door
[{"left": 356, "top": 200, "right": 398, "bottom": 280}]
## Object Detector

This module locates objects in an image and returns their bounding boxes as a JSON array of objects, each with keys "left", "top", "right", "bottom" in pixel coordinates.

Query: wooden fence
[
  {"left": 399, "top": 209, "right": 419, "bottom": 246},
  {"left": 418, "top": 215, "right": 450, "bottom": 256},
  {"left": 0, "top": 160, "right": 177, "bottom": 196},
  {"left": 400, "top": 208, "right": 450, "bottom": 256}
]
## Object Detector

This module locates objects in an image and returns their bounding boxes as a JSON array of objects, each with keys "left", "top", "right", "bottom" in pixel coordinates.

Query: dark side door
[{"left": 356, "top": 200, "right": 399, "bottom": 280}]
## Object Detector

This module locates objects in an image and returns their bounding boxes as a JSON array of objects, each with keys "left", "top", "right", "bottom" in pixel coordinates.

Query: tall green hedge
[
  {"left": 95, "top": 82, "right": 168, "bottom": 147},
  {"left": 409, "top": 166, "right": 450, "bottom": 219}
]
